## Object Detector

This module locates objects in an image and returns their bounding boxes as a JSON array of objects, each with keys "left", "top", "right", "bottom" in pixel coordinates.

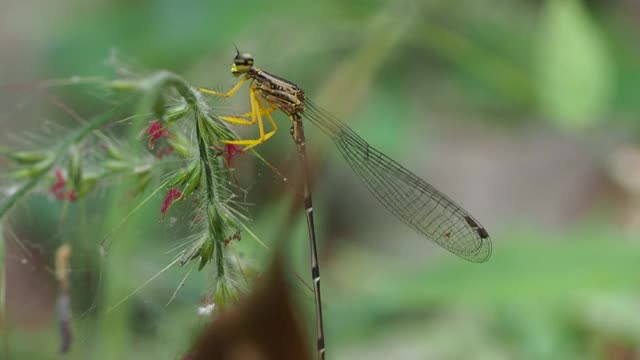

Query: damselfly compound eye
[{"left": 233, "top": 52, "right": 254, "bottom": 66}]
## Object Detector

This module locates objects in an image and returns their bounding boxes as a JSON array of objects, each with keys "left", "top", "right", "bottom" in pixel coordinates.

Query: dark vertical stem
[{"left": 291, "top": 114, "right": 326, "bottom": 360}]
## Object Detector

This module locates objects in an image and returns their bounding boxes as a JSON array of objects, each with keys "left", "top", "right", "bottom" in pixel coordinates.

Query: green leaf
[
  {"left": 198, "top": 239, "right": 213, "bottom": 270},
  {"left": 68, "top": 145, "right": 82, "bottom": 190},
  {"left": 5, "top": 151, "right": 52, "bottom": 165},
  {"left": 181, "top": 163, "right": 202, "bottom": 198},
  {"left": 536, "top": 0, "right": 612, "bottom": 129},
  {"left": 10, "top": 157, "right": 54, "bottom": 179}
]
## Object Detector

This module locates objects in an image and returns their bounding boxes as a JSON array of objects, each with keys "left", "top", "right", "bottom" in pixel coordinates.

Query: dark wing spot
[
  {"left": 477, "top": 227, "right": 489, "bottom": 239},
  {"left": 463, "top": 215, "right": 489, "bottom": 238},
  {"left": 464, "top": 216, "right": 478, "bottom": 228}
]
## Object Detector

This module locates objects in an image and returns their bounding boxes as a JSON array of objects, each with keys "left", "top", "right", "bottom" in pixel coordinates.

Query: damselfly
[{"left": 199, "top": 49, "right": 492, "bottom": 359}]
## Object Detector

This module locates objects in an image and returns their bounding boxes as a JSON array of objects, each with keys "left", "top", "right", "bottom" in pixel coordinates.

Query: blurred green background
[{"left": 2, "top": 0, "right": 640, "bottom": 359}]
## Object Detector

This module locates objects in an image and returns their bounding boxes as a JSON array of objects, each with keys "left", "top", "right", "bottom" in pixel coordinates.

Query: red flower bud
[
  {"left": 147, "top": 121, "right": 174, "bottom": 158},
  {"left": 223, "top": 144, "right": 244, "bottom": 167},
  {"left": 49, "top": 169, "right": 77, "bottom": 202},
  {"left": 161, "top": 188, "right": 183, "bottom": 217},
  {"left": 147, "top": 121, "right": 168, "bottom": 150}
]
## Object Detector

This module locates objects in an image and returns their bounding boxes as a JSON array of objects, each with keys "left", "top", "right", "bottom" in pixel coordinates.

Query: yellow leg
[
  {"left": 239, "top": 106, "right": 276, "bottom": 118},
  {"left": 223, "top": 89, "right": 262, "bottom": 148},
  {"left": 198, "top": 76, "right": 248, "bottom": 99},
  {"left": 219, "top": 106, "right": 277, "bottom": 126},
  {"left": 223, "top": 90, "right": 279, "bottom": 150},
  {"left": 219, "top": 115, "right": 255, "bottom": 126},
  {"left": 257, "top": 98, "right": 278, "bottom": 141},
  {"left": 243, "top": 98, "right": 278, "bottom": 148}
]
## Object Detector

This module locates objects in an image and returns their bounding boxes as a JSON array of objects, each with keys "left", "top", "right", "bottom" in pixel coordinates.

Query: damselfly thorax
[{"left": 247, "top": 67, "right": 306, "bottom": 117}]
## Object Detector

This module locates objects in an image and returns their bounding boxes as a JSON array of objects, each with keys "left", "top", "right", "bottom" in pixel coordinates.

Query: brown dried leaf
[{"left": 187, "top": 255, "right": 312, "bottom": 360}]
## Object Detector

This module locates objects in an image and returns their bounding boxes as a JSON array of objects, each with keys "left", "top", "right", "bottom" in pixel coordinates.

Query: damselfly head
[{"left": 231, "top": 51, "right": 254, "bottom": 76}]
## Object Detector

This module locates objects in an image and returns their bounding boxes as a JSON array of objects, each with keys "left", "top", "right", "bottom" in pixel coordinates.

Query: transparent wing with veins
[{"left": 303, "top": 101, "right": 492, "bottom": 262}]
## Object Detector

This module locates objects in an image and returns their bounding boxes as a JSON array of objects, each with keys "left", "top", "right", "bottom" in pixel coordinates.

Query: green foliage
[
  {"left": 2, "top": 0, "right": 640, "bottom": 358},
  {"left": 536, "top": 0, "right": 613, "bottom": 128}
]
